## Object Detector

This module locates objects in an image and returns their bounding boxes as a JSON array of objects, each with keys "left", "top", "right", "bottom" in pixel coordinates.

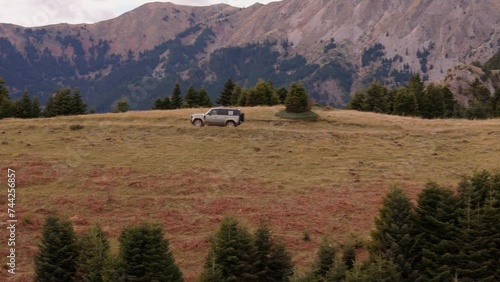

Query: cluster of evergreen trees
[
  {"left": 34, "top": 214, "right": 292, "bottom": 282},
  {"left": 199, "top": 217, "right": 294, "bottom": 282},
  {"left": 34, "top": 215, "right": 183, "bottom": 282},
  {"left": 349, "top": 75, "right": 500, "bottom": 119},
  {"left": 0, "top": 78, "right": 42, "bottom": 119},
  {"left": 153, "top": 82, "right": 213, "bottom": 110},
  {"left": 0, "top": 77, "right": 88, "bottom": 119},
  {"left": 153, "top": 78, "right": 311, "bottom": 114},
  {"left": 297, "top": 170, "right": 500, "bottom": 281},
  {"left": 33, "top": 170, "right": 499, "bottom": 281},
  {"left": 44, "top": 87, "right": 88, "bottom": 117}
]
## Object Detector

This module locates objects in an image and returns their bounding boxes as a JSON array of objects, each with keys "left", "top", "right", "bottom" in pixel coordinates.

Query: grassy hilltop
[{"left": 0, "top": 106, "right": 499, "bottom": 281}]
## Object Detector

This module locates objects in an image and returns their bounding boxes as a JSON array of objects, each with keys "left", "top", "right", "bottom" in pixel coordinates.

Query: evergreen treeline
[
  {"left": 199, "top": 217, "right": 294, "bottom": 282},
  {"left": 153, "top": 82, "right": 213, "bottom": 110},
  {"left": 0, "top": 77, "right": 87, "bottom": 119},
  {"left": 348, "top": 75, "right": 500, "bottom": 119},
  {"left": 153, "top": 78, "right": 307, "bottom": 110},
  {"left": 34, "top": 216, "right": 184, "bottom": 282},
  {"left": 296, "top": 170, "right": 500, "bottom": 281}
]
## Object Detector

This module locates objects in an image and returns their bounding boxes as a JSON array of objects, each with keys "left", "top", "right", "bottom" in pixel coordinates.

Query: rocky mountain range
[{"left": 0, "top": 0, "right": 499, "bottom": 111}]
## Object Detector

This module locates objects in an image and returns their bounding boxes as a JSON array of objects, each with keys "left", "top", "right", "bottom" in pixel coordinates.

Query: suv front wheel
[{"left": 193, "top": 119, "right": 204, "bottom": 127}]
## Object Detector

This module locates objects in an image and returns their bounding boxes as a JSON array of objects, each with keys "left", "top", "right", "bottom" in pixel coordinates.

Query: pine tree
[
  {"left": 76, "top": 224, "right": 110, "bottom": 282},
  {"left": 393, "top": 87, "right": 418, "bottom": 116},
  {"left": 493, "top": 88, "right": 500, "bottom": 117},
  {"left": 312, "top": 239, "right": 336, "bottom": 279},
  {"left": 118, "top": 223, "right": 183, "bottom": 281},
  {"left": 171, "top": 82, "right": 183, "bottom": 109},
  {"left": 456, "top": 171, "right": 500, "bottom": 281},
  {"left": 254, "top": 79, "right": 274, "bottom": 106},
  {"left": 342, "top": 243, "right": 356, "bottom": 270},
  {"left": 414, "top": 182, "right": 462, "bottom": 281},
  {"left": 408, "top": 74, "right": 425, "bottom": 116},
  {"left": 18, "top": 90, "right": 32, "bottom": 118},
  {"left": 253, "top": 223, "right": 294, "bottom": 282},
  {"left": 163, "top": 96, "right": 172, "bottom": 110},
  {"left": 34, "top": 213, "right": 79, "bottom": 282},
  {"left": 200, "top": 217, "right": 257, "bottom": 281},
  {"left": 285, "top": 82, "right": 309, "bottom": 113},
  {"left": 466, "top": 78, "right": 491, "bottom": 119},
  {"left": 0, "top": 77, "right": 11, "bottom": 117},
  {"left": 230, "top": 84, "right": 242, "bottom": 106},
  {"left": 31, "top": 96, "right": 42, "bottom": 118},
  {"left": 153, "top": 98, "right": 164, "bottom": 110},
  {"left": 184, "top": 85, "right": 200, "bottom": 108},
  {"left": 364, "top": 82, "right": 388, "bottom": 113},
  {"left": 217, "top": 78, "right": 235, "bottom": 106},
  {"left": 441, "top": 87, "right": 458, "bottom": 118},
  {"left": 370, "top": 187, "right": 419, "bottom": 281},
  {"left": 53, "top": 87, "right": 73, "bottom": 116},
  {"left": 359, "top": 256, "right": 401, "bottom": 282},
  {"left": 245, "top": 88, "right": 257, "bottom": 107},
  {"left": 113, "top": 98, "right": 129, "bottom": 113},
  {"left": 199, "top": 87, "right": 213, "bottom": 107},
  {"left": 71, "top": 88, "right": 87, "bottom": 115},
  {"left": 43, "top": 95, "right": 57, "bottom": 117},
  {"left": 238, "top": 88, "right": 249, "bottom": 106},
  {"left": 326, "top": 254, "right": 348, "bottom": 281},
  {"left": 276, "top": 87, "right": 288, "bottom": 104},
  {"left": 348, "top": 90, "right": 367, "bottom": 111},
  {"left": 424, "top": 84, "right": 445, "bottom": 119}
]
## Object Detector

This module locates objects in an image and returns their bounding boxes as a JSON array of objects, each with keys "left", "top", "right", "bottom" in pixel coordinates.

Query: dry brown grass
[{"left": 0, "top": 107, "right": 499, "bottom": 281}]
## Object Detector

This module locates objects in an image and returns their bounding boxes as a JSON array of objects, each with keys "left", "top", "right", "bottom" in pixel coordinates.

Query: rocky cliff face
[{"left": 0, "top": 0, "right": 499, "bottom": 110}]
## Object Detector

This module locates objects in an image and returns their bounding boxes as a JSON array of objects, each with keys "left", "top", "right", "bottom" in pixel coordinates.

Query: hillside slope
[
  {"left": 0, "top": 107, "right": 499, "bottom": 281},
  {"left": 0, "top": 0, "right": 499, "bottom": 110}
]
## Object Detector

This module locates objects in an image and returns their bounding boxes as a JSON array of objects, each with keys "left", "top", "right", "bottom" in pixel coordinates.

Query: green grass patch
[{"left": 275, "top": 110, "right": 319, "bottom": 121}]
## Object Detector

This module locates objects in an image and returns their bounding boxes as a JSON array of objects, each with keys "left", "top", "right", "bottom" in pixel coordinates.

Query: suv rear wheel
[
  {"left": 225, "top": 121, "right": 236, "bottom": 127},
  {"left": 193, "top": 119, "right": 204, "bottom": 127}
]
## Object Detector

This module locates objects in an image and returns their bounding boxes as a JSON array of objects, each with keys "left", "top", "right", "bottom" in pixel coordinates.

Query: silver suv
[{"left": 190, "top": 107, "right": 245, "bottom": 127}]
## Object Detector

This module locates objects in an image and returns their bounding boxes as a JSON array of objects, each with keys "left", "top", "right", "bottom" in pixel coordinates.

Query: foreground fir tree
[
  {"left": 414, "top": 182, "right": 461, "bottom": 281},
  {"left": 370, "top": 187, "right": 419, "bottom": 281},
  {"left": 76, "top": 224, "right": 110, "bottom": 282},
  {"left": 456, "top": 171, "right": 500, "bottom": 281},
  {"left": 253, "top": 223, "right": 294, "bottom": 282},
  {"left": 118, "top": 223, "right": 183, "bottom": 282},
  {"left": 171, "top": 82, "right": 183, "bottom": 109},
  {"left": 200, "top": 217, "right": 257, "bottom": 282},
  {"left": 308, "top": 239, "right": 336, "bottom": 281},
  {"left": 34, "top": 213, "right": 79, "bottom": 282}
]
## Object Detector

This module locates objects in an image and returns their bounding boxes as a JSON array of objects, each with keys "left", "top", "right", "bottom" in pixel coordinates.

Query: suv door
[{"left": 205, "top": 109, "right": 218, "bottom": 125}]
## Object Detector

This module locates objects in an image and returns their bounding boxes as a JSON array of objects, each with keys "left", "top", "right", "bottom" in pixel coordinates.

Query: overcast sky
[{"left": 0, "top": 0, "right": 279, "bottom": 27}]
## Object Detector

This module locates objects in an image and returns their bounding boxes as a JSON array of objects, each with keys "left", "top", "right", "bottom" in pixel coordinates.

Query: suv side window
[
  {"left": 208, "top": 109, "right": 218, "bottom": 115},
  {"left": 218, "top": 109, "right": 229, "bottom": 115}
]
